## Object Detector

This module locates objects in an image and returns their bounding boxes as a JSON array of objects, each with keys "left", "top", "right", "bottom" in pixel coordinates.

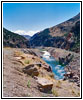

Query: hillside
[
  {"left": 3, "top": 28, "right": 30, "bottom": 48},
  {"left": 30, "top": 13, "right": 80, "bottom": 52},
  {"left": 22, "top": 35, "right": 31, "bottom": 40}
]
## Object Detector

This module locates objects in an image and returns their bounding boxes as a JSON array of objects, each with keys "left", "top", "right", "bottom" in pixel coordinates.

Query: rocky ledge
[{"left": 64, "top": 53, "right": 80, "bottom": 87}]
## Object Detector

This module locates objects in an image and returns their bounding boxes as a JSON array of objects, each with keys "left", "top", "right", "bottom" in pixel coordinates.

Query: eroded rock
[
  {"left": 23, "top": 64, "right": 39, "bottom": 76},
  {"left": 36, "top": 77, "right": 53, "bottom": 92}
]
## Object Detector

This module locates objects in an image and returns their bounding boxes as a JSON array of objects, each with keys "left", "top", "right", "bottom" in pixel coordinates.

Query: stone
[
  {"left": 67, "top": 72, "right": 71, "bottom": 75},
  {"left": 36, "top": 77, "right": 53, "bottom": 92},
  {"left": 43, "top": 65, "right": 52, "bottom": 72},
  {"left": 35, "top": 63, "right": 42, "bottom": 67},
  {"left": 64, "top": 72, "right": 74, "bottom": 78},
  {"left": 47, "top": 66, "right": 52, "bottom": 72},
  {"left": 33, "top": 76, "right": 38, "bottom": 80},
  {"left": 23, "top": 64, "right": 39, "bottom": 76},
  {"left": 73, "top": 75, "right": 79, "bottom": 79},
  {"left": 15, "top": 57, "right": 21, "bottom": 60}
]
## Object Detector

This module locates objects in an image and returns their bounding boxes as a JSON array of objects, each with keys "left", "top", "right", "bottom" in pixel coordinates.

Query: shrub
[
  {"left": 24, "top": 60, "right": 30, "bottom": 64},
  {"left": 56, "top": 80, "right": 61, "bottom": 88},
  {"left": 52, "top": 89, "right": 59, "bottom": 97},
  {"left": 27, "top": 80, "right": 31, "bottom": 88}
]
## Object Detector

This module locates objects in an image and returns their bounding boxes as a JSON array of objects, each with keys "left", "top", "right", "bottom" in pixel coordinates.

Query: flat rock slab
[
  {"left": 15, "top": 57, "right": 22, "bottom": 60},
  {"left": 36, "top": 77, "right": 53, "bottom": 87},
  {"left": 36, "top": 77, "right": 53, "bottom": 92}
]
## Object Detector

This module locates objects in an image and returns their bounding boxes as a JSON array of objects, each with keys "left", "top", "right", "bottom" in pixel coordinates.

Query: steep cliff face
[
  {"left": 3, "top": 28, "right": 30, "bottom": 48},
  {"left": 30, "top": 13, "right": 80, "bottom": 52}
]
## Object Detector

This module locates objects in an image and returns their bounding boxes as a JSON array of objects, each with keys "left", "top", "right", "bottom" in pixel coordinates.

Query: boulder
[
  {"left": 72, "top": 75, "right": 79, "bottom": 82},
  {"left": 23, "top": 64, "right": 39, "bottom": 76},
  {"left": 15, "top": 57, "right": 21, "bottom": 60},
  {"left": 43, "top": 65, "right": 52, "bottom": 72},
  {"left": 36, "top": 77, "right": 53, "bottom": 92},
  {"left": 64, "top": 71, "right": 74, "bottom": 79},
  {"left": 35, "top": 63, "right": 42, "bottom": 67},
  {"left": 44, "top": 66, "right": 52, "bottom": 72}
]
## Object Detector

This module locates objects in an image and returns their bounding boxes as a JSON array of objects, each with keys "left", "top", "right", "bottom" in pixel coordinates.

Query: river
[{"left": 42, "top": 51, "right": 66, "bottom": 80}]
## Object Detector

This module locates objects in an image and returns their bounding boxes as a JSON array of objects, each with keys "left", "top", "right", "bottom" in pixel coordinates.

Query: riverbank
[
  {"left": 3, "top": 48, "right": 80, "bottom": 97},
  {"left": 42, "top": 47, "right": 80, "bottom": 87},
  {"left": 41, "top": 51, "right": 66, "bottom": 80},
  {"left": 21, "top": 47, "right": 80, "bottom": 87}
]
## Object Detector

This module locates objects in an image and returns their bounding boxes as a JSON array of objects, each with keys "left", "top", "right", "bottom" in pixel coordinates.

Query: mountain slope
[
  {"left": 22, "top": 35, "right": 31, "bottom": 40},
  {"left": 3, "top": 28, "right": 30, "bottom": 48},
  {"left": 30, "top": 13, "right": 80, "bottom": 52}
]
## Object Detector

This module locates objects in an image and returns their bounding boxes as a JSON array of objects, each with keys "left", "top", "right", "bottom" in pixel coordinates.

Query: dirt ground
[
  {"left": 3, "top": 48, "right": 80, "bottom": 97},
  {"left": 3, "top": 48, "right": 54, "bottom": 97}
]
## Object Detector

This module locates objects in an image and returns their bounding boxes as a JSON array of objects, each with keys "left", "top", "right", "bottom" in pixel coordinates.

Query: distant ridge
[
  {"left": 3, "top": 28, "right": 30, "bottom": 48},
  {"left": 22, "top": 35, "right": 31, "bottom": 40}
]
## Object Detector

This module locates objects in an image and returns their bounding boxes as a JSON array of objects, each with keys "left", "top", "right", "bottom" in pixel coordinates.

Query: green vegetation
[
  {"left": 42, "top": 95, "right": 48, "bottom": 97},
  {"left": 47, "top": 90, "right": 52, "bottom": 94},
  {"left": 52, "top": 89, "right": 59, "bottom": 97},
  {"left": 40, "top": 49, "right": 45, "bottom": 51},
  {"left": 63, "top": 32, "right": 69, "bottom": 37},
  {"left": 56, "top": 80, "right": 61, "bottom": 88},
  {"left": 27, "top": 80, "right": 31, "bottom": 88},
  {"left": 77, "top": 92, "right": 80, "bottom": 96},
  {"left": 70, "top": 21, "right": 80, "bottom": 52},
  {"left": 70, "top": 41, "right": 80, "bottom": 52},
  {"left": 24, "top": 60, "right": 30, "bottom": 64}
]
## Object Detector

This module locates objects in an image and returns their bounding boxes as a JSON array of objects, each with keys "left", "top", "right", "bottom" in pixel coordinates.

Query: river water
[{"left": 42, "top": 51, "right": 66, "bottom": 80}]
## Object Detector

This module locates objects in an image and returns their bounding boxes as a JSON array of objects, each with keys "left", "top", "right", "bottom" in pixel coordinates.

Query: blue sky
[{"left": 3, "top": 3, "right": 80, "bottom": 36}]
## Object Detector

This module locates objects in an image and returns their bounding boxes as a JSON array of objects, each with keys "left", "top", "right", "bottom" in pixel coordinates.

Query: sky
[{"left": 3, "top": 2, "right": 80, "bottom": 36}]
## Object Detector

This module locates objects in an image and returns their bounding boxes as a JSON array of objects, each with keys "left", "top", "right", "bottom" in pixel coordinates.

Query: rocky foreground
[{"left": 3, "top": 48, "right": 80, "bottom": 97}]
